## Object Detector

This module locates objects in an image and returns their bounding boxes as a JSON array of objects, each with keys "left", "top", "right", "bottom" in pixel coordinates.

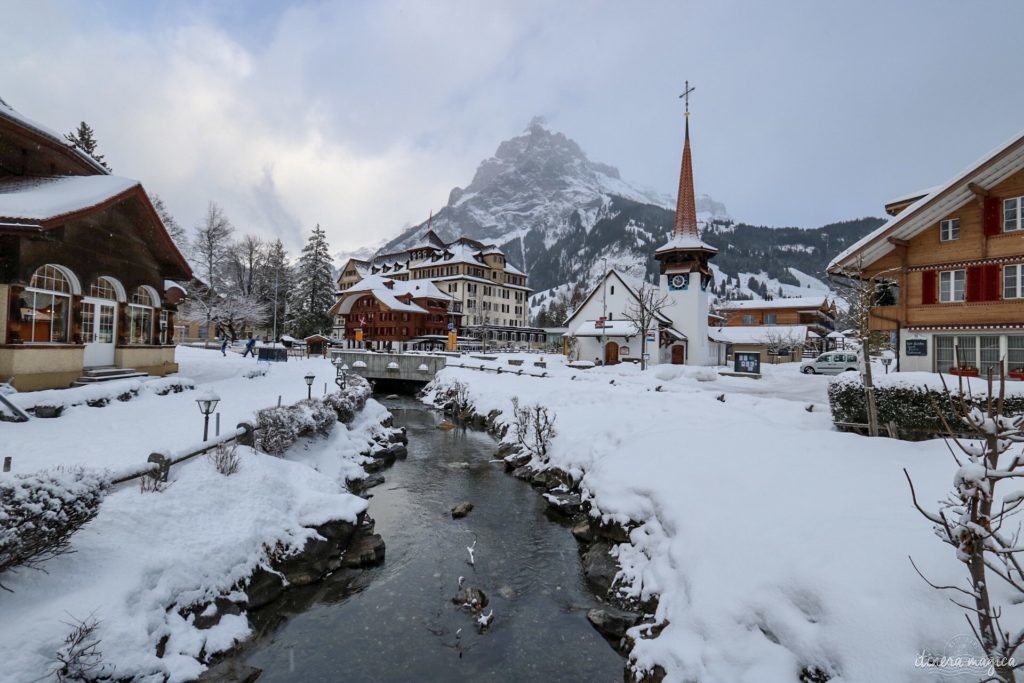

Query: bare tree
[
  {"left": 178, "top": 291, "right": 268, "bottom": 341},
  {"left": 756, "top": 327, "right": 807, "bottom": 364},
  {"left": 906, "top": 368, "right": 1024, "bottom": 682},
  {"left": 148, "top": 192, "right": 187, "bottom": 251},
  {"left": 829, "top": 258, "right": 900, "bottom": 437},
  {"left": 623, "top": 281, "right": 670, "bottom": 371},
  {"left": 228, "top": 234, "right": 267, "bottom": 297},
  {"left": 190, "top": 202, "right": 235, "bottom": 292}
]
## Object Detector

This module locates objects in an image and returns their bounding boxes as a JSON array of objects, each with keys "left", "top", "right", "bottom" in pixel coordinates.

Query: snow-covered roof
[
  {"left": 829, "top": 127, "right": 1024, "bottom": 271},
  {"left": 572, "top": 320, "right": 640, "bottom": 337},
  {"left": 565, "top": 269, "right": 672, "bottom": 326},
  {"left": 0, "top": 98, "right": 110, "bottom": 175},
  {"left": 0, "top": 175, "right": 140, "bottom": 223},
  {"left": 709, "top": 324, "right": 810, "bottom": 344},
  {"left": 164, "top": 280, "right": 187, "bottom": 295},
  {"left": 718, "top": 296, "right": 830, "bottom": 311},
  {"left": 655, "top": 234, "right": 718, "bottom": 254},
  {"left": 884, "top": 186, "right": 940, "bottom": 209},
  {"left": 331, "top": 274, "right": 454, "bottom": 316}
]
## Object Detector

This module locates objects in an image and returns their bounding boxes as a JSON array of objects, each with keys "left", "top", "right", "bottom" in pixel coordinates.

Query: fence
[
  {"left": 446, "top": 361, "right": 549, "bottom": 379},
  {"left": 109, "top": 422, "right": 257, "bottom": 487}
]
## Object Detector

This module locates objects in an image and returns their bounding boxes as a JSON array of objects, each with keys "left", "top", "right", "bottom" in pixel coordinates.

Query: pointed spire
[{"left": 673, "top": 116, "right": 699, "bottom": 238}]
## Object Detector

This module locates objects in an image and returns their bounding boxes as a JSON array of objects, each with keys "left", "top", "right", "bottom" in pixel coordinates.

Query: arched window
[
  {"left": 21, "top": 265, "right": 75, "bottom": 343},
  {"left": 87, "top": 276, "right": 125, "bottom": 302},
  {"left": 129, "top": 286, "right": 157, "bottom": 344}
]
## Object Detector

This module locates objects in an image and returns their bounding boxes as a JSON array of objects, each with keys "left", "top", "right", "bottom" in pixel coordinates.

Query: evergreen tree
[
  {"left": 65, "top": 121, "right": 110, "bottom": 171},
  {"left": 289, "top": 225, "right": 335, "bottom": 337}
]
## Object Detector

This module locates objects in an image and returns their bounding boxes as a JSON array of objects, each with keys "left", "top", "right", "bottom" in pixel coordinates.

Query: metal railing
[{"left": 109, "top": 422, "right": 257, "bottom": 486}]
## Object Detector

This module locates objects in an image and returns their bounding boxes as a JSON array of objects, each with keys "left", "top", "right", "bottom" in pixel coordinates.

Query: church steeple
[{"left": 673, "top": 82, "right": 699, "bottom": 238}]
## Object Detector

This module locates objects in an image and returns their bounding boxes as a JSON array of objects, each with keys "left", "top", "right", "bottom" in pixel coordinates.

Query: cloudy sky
[{"left": 3, "top": 1, "right": 1024, "bottom": 256}]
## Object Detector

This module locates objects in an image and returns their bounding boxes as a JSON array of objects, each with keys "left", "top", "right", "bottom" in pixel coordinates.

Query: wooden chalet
[
  {"left": 828, "top": 129, "right": 1024, "bottom": 374},
  {"left": 0, "top": 99, "right": 192, "bottom": 390}
]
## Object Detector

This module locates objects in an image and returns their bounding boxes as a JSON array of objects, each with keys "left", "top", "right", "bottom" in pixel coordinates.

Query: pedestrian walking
[
  {"left": 243, "top": 336, "right": 257, "bottom": 358},
  {"left": 221, "top": 337, "right": 228, "bottom": 356}
]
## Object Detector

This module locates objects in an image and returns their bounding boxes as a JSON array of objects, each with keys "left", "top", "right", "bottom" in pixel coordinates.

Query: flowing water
[{"left": 237, "top": 396, "right": 624, "bottom": 682}]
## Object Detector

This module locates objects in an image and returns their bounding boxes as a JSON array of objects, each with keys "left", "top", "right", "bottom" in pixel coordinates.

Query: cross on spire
[{"left": 679, "top": 80, "right": 695, "bottom": 117}]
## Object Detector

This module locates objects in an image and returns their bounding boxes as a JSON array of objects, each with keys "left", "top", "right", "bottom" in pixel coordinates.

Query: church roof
[
  {"left": 654, "top": 233, "right": 718, "bottom": 254},
  {"left": 672, "top": 116, "right": 700, "bottom": 238},
  {"left": 563, "top": 269, "right": 674, "bottom": 327}
]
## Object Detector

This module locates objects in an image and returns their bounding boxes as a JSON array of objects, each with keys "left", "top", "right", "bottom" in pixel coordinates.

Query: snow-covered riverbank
[
  {"left": 424, "top": 356, "right": 1006, "bottom": 682},
  {"left": 0, "top": 347, "right": 387, "bottom": 681}
]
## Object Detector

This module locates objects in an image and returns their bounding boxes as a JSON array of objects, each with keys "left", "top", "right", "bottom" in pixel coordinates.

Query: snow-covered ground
[
  {"left": 0, "top": 347, "right": 383, "bottom": 681},
  {"left": 424, "top": 354, "right": 1011, "bottom": 682}
]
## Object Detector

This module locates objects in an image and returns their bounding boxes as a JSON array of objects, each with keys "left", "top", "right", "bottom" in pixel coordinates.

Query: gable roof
[
  {"left": 828, "top": 128, "right": 1024, "bottom": 272},
  {"left": 0, "top": 176, "right": 192, "bottom": 280},
  {"left": 328, "top": 273, "right": 453, "bottom": 317},
  {"left": 0, "top": 98, "right": 110, "bottom": 175},
  {"left": 564, "top": 269, "right": 673, "bottom": 327}
]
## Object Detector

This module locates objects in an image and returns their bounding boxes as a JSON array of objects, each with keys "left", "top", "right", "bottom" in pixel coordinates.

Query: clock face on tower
[{"left": 668, "top": 273, "right": 690, "bottom": 291}]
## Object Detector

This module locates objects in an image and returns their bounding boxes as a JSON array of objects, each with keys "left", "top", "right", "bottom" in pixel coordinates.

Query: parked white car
[{"left": 800, "top": 352, "right": 860, "bottom": 375}]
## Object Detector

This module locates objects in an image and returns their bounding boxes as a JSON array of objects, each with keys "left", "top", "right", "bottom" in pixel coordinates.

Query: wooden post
[
  {"left": 215, "top": 412, "right": 221, "bottom": 437},
  {"left": 278, "top": 395, "right": 282, "bottom": 407},
  {"left": 2, "top": 456, "right": 10, "bottom": 472},
  {"left": 147, "top": 452, "right": 170, "bottom": 482}
]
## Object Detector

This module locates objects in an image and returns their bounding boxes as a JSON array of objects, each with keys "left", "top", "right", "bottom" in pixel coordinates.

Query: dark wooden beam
[{"left": 968, "top": 182, "right": 989, "bottom": 198}]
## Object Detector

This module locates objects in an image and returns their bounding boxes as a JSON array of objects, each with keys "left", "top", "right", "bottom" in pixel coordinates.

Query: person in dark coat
[
  {"left": 221, "top": 337, "right": 228, "bottom": 356},
  {"left": 243, "top": 336, "right": 257, "bottom": 358}
]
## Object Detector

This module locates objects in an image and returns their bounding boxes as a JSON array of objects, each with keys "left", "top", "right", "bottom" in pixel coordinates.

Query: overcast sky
[{"left": 4, "top": 0, "right": 1024, "bottom": 256}]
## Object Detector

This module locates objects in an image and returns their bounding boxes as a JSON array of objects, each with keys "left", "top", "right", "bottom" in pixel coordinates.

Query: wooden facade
[
  {"left": 720, "top": 298, "right": 837, "bottom": 337},
  {"left": 829, "top": 130, "right": 1024, "bottom": 373},
  {"left": 0, "top": 102, "right": 192, "bottom": 389},
  {"left": 330, "top": 291, "right": 451, "bottom": 348}
]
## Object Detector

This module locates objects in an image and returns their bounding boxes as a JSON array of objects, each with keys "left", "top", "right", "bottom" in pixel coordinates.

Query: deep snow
[
  {"left": 0, "top": 347, "right": 382, "bottom": 681},
  {"left": 424, "top": 355, "right": 1017, "bottom": 682}
]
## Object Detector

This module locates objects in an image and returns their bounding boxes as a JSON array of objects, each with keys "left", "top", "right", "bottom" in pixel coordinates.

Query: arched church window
[{"left": 22, "top": 264, "right": 76, "bottom": 343}]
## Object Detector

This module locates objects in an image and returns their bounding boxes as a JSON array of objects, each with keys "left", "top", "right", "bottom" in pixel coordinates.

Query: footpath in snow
[
  {"left": 424, "top": 355, "right": 1007, "bottom": 683},
  {"left": 0, "top": 347, "right": 389, "bottom": 682}
]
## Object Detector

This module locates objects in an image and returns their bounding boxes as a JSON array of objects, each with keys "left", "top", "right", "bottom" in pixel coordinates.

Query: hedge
[{"left": 828, "top": 375, "right": 1024, "bottom": 439}]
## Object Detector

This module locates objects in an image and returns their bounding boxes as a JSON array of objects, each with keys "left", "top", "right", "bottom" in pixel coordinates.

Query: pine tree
[
  {"left": 65, "top": 121, "right": 110, "bottom": 171},
  {"left": 289, "top": 225, "right": 335, "bottom": 337}
]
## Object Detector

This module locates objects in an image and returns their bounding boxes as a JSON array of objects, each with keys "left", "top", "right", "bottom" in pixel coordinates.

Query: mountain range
[{"left": 347, "top": 118, "right": 884, "bottom": 324}]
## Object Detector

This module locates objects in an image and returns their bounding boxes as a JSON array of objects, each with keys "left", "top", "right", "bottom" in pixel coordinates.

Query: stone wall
[{"left": 0, "top": 345, "right": 84, "bottom": 390}]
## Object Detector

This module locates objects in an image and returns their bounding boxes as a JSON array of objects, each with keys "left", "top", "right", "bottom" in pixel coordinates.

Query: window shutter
[
  {"left": 984, "top": 196, "right": 1002, "bottom": 236},
  {"left": 985, "top": 264, "right": 1002, "bottom": 300},
  {"left": 921, "top": 270, "right": 937, "bottom": 304},
  {"left": 966, "top": 265, "right": 984, "bottom": 301}
]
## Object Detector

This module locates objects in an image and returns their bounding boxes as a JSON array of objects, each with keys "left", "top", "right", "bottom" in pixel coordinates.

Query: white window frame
[
  {"left": 940, "top": 218, "right": 960, "bottom": 241},
  {"left": 1005, "top": 264, "right": 1024, "bottom": 300},
  {"left": 939, "top": 269, "right": 966, "bottom": 303},
  {"left": 1005, "top": 197, "right": 1024, "bottom": 233}
]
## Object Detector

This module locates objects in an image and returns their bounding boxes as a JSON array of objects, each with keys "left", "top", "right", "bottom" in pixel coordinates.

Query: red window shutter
[
  {"left": 921, "top": 270, "right": 937, "bottom": 304},
  {"left": 984, "top": 196, "right": 1002, "bottom": 236},
  {"left": 985, "top": 264, "right": 1002, "bottom": 300},
  {"left": 966, "top": 265, "right": 983, "bottom": 302}
]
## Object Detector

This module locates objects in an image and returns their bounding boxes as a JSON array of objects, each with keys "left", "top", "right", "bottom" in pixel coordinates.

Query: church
[{"left": 564, "top": 87, "right": 727, "bottom": 366}]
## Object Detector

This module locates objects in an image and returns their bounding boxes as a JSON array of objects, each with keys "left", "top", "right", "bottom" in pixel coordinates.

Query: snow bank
[
  {"left": 11, "top": 376, "right": 194, "bottom": 412},
  {"left": 424, "top": 357, "right": 992, "bottom": 682},
  {"left": 0, "top": 347, "right": 385, "bottom": 681}
]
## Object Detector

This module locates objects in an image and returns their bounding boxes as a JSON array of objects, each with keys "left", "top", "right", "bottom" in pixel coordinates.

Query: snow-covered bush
[
  {"left": 255, "top": 405, "right": 301, "bottom": 456},
  {"left": 52, "top": 613, "right": 112, "bottom": 681},
  {"left": 510, "top": 397, "right": 557, "bottom": 462},
  {"left": 828, "top": 373, "right": 1024, "bottom": 438},
  {"left": 323, "top": 381, "right": 370, "bottom": 424},
  {"left": 244, "top": 366, "right": 268, "bottom": 380},
  {"left": 0, "top": 468, "right": 108, "bottom": 588},
  {"left": 296, "top": 399, "right": 336, "bottom": 436}
]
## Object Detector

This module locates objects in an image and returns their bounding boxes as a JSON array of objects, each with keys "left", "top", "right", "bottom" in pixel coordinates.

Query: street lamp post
[
  {"left": 332, "top": 356, "right": 349, "bottom": 390},
  {"left": 304, "top": 372, "right": 315, "bottom": 399},
  {"left": 195, "top": 391, "right": 220, "bottom": 441}
]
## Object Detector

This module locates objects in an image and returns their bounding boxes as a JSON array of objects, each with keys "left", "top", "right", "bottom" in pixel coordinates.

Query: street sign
[{"left": 734, "top": 352, "right": 761, "bottom": 374}]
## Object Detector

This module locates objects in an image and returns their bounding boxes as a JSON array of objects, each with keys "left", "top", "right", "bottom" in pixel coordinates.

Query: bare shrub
[
  {"left": 138, "top": 475, "right": 166, "bottom": 494},
  {"left": 0, "top": 468, "right": 107, "bottom": 591},
  {"left": 255, "top": 405, "right": 300, "bottom": 456},
  {"left": 510, "top": 397, "right": 557, "bottom": 462},
  {"left": 906, "top": 368, "right": 1024, "bottom": 681},
  {"left": 53, "top": 612, "right": 113, "bottom": 681},
  {"left": 208, "top": 442, "right": 240, "bottom": 476}
]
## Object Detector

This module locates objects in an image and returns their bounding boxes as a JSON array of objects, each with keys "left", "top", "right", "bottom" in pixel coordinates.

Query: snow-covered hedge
[
  {"left": 12, "top": 377, "right": 194, "bottom": 415},
  {"left": 0, "top": 468, "right": 108, "bottom": 586},
  {"left": 828, "top": 372, "right": 1024, "bottom": 437},
  {"left": 255, "top": 381, "right": 371, "bottom": 455}
]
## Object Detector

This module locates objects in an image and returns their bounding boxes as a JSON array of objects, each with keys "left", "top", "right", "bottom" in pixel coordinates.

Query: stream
[{"left": 237, "top": 395, "right": 624, "bottom": 681}]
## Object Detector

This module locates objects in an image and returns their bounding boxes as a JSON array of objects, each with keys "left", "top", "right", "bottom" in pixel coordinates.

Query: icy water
[{"left": 238, "top": 396, "right": 624, "bottom": 682}]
